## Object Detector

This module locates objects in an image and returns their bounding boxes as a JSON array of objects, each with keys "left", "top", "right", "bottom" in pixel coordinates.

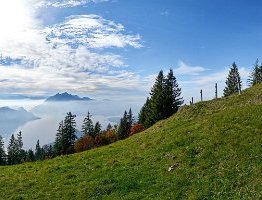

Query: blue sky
[{"left": 0, "top": 0, "right": 261, "bottom": 103}]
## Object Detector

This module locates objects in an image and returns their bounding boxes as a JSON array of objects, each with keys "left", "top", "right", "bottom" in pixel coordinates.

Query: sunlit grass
[{"left": 0, "top": 84, "right": 262, "bottom": 199}]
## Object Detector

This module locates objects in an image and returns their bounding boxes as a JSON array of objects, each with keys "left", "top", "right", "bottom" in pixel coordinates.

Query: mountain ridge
[
  {"left": 46, "top": 92, "right": 92, "bottom": 102},
  {"left": 0, "top": 106, "right": 40, "bottom": 137}
]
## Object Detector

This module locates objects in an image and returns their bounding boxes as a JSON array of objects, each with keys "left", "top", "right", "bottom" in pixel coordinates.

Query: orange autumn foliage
[{"left": 129, "top": 123, "right": 145, "bottom": 136}]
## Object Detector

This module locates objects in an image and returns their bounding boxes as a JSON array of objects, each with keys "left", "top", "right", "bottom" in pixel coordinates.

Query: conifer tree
[
  {"left": 127, "top": 108, "right": 134, "bottom": 135},
  {"left": 6, "top": 132, "right": 26, "bottom": 165},
  {"left": 94, "top": 122, "right": 102, "bottom": 136},
  {"left": 82, "top": 112, "right": 94, "bottom": 136},
  {"left": 17, "top": 131, "right": 23, "bottom": 151},
  {"left": 138, "top": 97, "right": 151, "bottom": 126},
  {"left": 149, "top": 70, "right": 165, "bottom": 123},
  {"left": 17, "top": 131, "right": 24, "bottom": 161},
  {"left": 248, "top": 59, "right": 262, "bottom": 86},
  {"left": 63, "top": 112, "right": 77, "bottom": 154},
  {"left": 164, "top": 69, "right": 183, "bottom": 117},
  {"left": 224, "top": 62, "right": 242, "bottom": 97},
  {"left": 45, "top": 145, "right": 54, "bottom": 158},
  {"left": 54, "top": 121, "right": 64, "bottom": 155},
  {"left": 7, "top": 134, "right": 18, "bottom": 165},
  {"left": 26, "top": 149, "right": 35, "bottom": 162},
  {"left": 106, "top": 123, "right": 112, "bottom": 131},
  {"left": 35, "top": 140, "right": 44, "bottom": 160},
  {"left": 0, "top": 136, "right": 6, "bottom": 165},
  {"left": 139, "top": 69, "right": 183, "bottom": 128},
  {"left": 117, "top": 111, "right": 128, "bottom": 140}
]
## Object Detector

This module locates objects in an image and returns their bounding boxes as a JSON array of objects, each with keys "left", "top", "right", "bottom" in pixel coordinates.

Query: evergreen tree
[
  {"left": 82, "top": 112, "right": 94, "bottom": 137},
  {"left": 138, "top": 97, "right": 151, "bottom": 126},
  {"left": 127, "top": 108, "right": 134, "bottom": 135},
  {"left": 26, "top": 149, "right": 35, "bottom": 162},
  {"left": 62, "top": 112, "right": 77, "bottom": 154},
  {"left": 164, "top": 69, "right": 183, "bottom": 117},
  {"left": 20, "top": 149, "right": 27, "bottom": 163},
  {"left": 117, "top": 111, "right": 129, "bottom": 140},
  {"left": 7, "top": 134, "right": 18, "bottom": 165},
  {"left": 0, "top": 136, "right": 6, "bottom": 165},
  {"left": 94, "top": 122, "right": 102, "bottom": 136},
  {"left": 106, "top": 123, "right": 112, "bottom": 131},
  {"left": 149, "top": 70, "right": 166, "bottom": 124},
  {"left": 139, "top": 69, "right": 183, "bottom": 128},
  {"left": 17, "top": 131, "right": 24, "bottom": 162},
  {"left": 248, "top": 59, "right": 262, "bottom": 86},
  {"left": 7, "top": 132, "right": 26, "bottom": 164},
  {"left": 17, "top": 131, "right": 23, "bottom": 151},
  {"left": 54, "top": 121, "right": 64, "bottom": 156},
  {"left": 224, "top": 62, "right": 242, "bottom": 97},
  {"left": 45, "top": 145, "right": 54, "bottom": 158},
  {"left": 35, "top": 140, "right": 44, "bottom": 160}
]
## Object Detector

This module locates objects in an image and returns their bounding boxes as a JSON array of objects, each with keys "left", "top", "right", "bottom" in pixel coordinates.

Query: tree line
[
  {"left": 223, "top": 60, "right": 262, "bottom": 97},
  {"left": 0, "top": 109, "right": 145, "bottom": 165},
  {"left": 0, "top": 59, "right": 261, "bottom": 166},
  {"left": 0, "top": 132, "right": 48, "bottom": 165},
  {"left": 138, "top": 60, "right": 262, "bottom": 128},
  {"left": 54, "top": 109, "right": 145, "bottom": 156}
]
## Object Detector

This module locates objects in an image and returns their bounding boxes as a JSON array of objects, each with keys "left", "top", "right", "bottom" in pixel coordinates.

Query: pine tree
[
  {"left": 248, "top": 59, "right": 262, "bottom": 86},
  {"left": 224, "top": 62, "right": 242, "bottom": 97},
  {"left": 139, "top": 69, "right": 183, "bottom": 128},
  {"left": 150, "top": 70, "right": 165, "bottom": 123},
  {"left": 117, "top": 111, "right": 128, "bottom": 140},
  {"left": 17, "top": 131, "right": 23, "bottom": 151},
  {"left": 106, "top": 123, "right": 112, "bottom": 131},
  {"left": 26, "top": 149, "right": 35, "bottom": 162},
  {"left": 82, "top": 112, "right": 94, "bottom": 137},
  {"left": 0, "top": 136, "right": 6, "bottom": 165},
  {"left": 54, "top": 121, "right": 64, "bottom": 156},
  {"left": 127, "top": 108, "right": 134, "bottom": 135},
  {"left": 94, "top": 122, "right": 102, "bottom": 136},
  {"left": 35, "top": 140, "right": 44, "bottom": 160},
  {"left": 45, "top": 145, "right": 54, "bottom": 158},
  {"left": 138, "top": 97, "right": 151, "bottom": 126},
  {"left": 164, "top": 69, "right": 183, "bottom": 117},
  {"left": 17, "top": 131, "right": 24, "bottom": 162},
  {"left": 7, "top": 134, "right": 18, "bottom": 165},
  {"left": 63, "top": 112, "right": 77, "bottom": 154}
]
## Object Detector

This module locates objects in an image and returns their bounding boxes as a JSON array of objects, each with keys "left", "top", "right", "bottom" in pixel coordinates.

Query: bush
[{"left": 130, "top": 124, "right": 145, "bottom": 136}]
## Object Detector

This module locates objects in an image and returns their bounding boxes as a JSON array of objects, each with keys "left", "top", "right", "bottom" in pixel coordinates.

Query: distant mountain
[
  {"left": 46, "top": 92, "right": 92, "bottom": 102},
  {"left": 0, "top": 107, "right": 40, "bottom": 137}
]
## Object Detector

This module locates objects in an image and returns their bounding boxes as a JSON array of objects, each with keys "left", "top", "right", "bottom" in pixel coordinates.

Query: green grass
[{"left": 1, "top": 85, "right": 262, "bottom": 199}]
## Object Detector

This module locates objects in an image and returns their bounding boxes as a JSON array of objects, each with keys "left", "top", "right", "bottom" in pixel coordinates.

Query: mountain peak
[{"left": 46, "top": 92, "right": 92, "bottom": 102}]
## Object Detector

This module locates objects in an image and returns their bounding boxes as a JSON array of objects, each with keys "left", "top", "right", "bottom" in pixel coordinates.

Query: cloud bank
[{"left": 0, "top": 0, "right": 144, "bottom": 99}]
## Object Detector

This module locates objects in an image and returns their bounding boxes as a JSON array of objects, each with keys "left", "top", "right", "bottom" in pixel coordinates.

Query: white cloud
[
  {"left": 0, "top": 0, "right": 145, "bottom": 98},
  {"left": 40, "top": 0, "right": 108, "bottom": 8},
  {"left": 174, "top": 61, "right": 206, "bottom": 75},
  {"left": 45, "top": 15, "right": 142, "bottom": 49}
]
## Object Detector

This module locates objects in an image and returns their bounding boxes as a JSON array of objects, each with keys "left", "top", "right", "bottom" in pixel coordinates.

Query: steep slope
[{"left": 1, "top": 85, "right": 262, "bottom": 199}]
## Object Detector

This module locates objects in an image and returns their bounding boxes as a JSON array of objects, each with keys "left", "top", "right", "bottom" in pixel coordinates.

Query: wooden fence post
[{"left": 215, "top": 83, "right": 218, "bottom": 99}]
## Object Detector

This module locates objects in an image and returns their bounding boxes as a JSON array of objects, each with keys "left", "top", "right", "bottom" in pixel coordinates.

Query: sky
[{"left": 0, "top": 0, "right": 261, "bottom": 103}]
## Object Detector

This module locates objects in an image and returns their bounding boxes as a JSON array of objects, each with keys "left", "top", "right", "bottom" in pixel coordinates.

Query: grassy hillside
[{"left": 1, "top": 85, "right": 262, "bottom": 199}]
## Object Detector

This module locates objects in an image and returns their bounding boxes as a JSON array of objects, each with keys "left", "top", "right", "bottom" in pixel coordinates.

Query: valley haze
[{"left": 0, "top": 93, "right": 143, "bottom": 149}]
